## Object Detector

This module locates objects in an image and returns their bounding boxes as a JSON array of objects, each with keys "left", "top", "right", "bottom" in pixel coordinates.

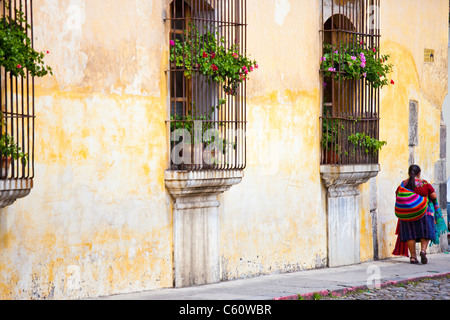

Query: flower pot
[
  {"left": 0, "top": 157, "right": 12, "bottom": 179},
  {"left": 322, "top": 149, "right": 338, "bottom": 165},
  {"left": 180, "top": 143, "right": 204, "bottom": 170}
]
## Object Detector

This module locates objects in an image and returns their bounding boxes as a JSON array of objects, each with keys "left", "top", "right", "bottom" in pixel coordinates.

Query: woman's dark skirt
[{"left": 399, "top": 214, "right": 435, "bottom": 242}]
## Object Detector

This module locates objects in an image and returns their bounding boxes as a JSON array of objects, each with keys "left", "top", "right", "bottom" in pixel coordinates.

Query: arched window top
[{"left": 323, "top": 14, "right": 356, "bottom": 46}]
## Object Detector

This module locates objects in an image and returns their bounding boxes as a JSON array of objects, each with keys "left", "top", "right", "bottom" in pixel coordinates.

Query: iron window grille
[
  {"left": 320, "top": 0, "right": 381, "bottom": 165},
  {"left": 0, "top": 0, "right": 34, "bottom": 180},
  {"left": 167, "top": 0, "right": 247, "bottom": 171}
]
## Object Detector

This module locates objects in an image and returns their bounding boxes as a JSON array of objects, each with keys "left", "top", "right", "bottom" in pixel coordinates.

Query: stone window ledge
[
  {"left": 0, "top": 179, "right": 33, "bottom": 209},
  {"left": 165, "top": 170, "right": 244, "bottom": 199},
  {"left": 320, "top": 164, "right": 380, "bottom": 196}
]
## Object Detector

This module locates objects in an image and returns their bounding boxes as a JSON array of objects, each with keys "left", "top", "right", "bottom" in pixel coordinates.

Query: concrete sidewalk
[{"left": 96, "top": 252, "right": 450, "bottom": 300}]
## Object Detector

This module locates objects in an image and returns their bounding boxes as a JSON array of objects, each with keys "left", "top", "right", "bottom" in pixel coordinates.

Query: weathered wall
[
  {"left": 0, "top": 0, "right": 447, "bottom": 299},
  {"left": 377, "top": 0, "right": 448, "bottom": 258},
  {"left": 0, "top": 0, "right": 173, "bottom": 299},
  {"left": 219, "top": 0, "right": 327, "bottom": 280}
]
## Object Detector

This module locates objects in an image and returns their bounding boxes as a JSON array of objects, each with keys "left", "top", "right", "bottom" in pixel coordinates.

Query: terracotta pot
[
  {"left": 0, "top": 156, "right": 12, "bottom": 179},
  {"left": 322, "top": 149, "right": 338, "bottom": 164},
  {"left": 181, "top": 143, "right": 204, "bottom": 170}
]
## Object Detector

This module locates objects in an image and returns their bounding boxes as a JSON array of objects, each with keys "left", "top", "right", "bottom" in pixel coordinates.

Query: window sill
[
  {"left": 0, "top": 178, "right": 33, "bottom": 209},
  {"left": 165, "top": 170, "right": 243, "bottom": 202},
  {"left": 320, "top": 164, "right": 380, "bottom": 196}
]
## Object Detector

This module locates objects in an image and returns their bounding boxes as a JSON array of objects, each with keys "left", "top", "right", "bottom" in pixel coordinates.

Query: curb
[{"left": 273, "top": 272, "right": 450, "bottom": 300}]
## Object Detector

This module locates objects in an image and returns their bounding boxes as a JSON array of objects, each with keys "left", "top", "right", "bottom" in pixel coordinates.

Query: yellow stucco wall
[
  {"left": 0, "top": 0, "right": 174, "bottom": 299},
  {"left": 219, "top": 0, "right": 327, "bottom": 279},
  {"left": 0, "top": 0, "right": 447, "bottom": 299},
  {"left": 377, "top": 0, "right": 448, "bottom": 258}
]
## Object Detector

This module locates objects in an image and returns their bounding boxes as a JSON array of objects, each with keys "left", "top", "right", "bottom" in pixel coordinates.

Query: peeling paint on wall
[
  {"left": 274, "top": 0, "right": 290, "bottom": 26},
  {"left": 0, "top": 0, "right": 447, "bottom": 299}
]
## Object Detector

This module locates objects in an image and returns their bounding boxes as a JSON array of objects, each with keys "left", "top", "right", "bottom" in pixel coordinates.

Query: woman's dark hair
[{"left": 406, "top": 164, "right": 421, "bottom": 190}]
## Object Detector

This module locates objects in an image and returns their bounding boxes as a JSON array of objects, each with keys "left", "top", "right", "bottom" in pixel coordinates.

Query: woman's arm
[{"left": 429, "top": 192, "right": 437, "bottom": 201}]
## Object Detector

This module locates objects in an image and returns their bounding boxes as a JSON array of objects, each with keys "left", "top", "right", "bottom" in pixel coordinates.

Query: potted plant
[
  {"left": 321, "top": 114, "right": 345, "bottom": 164},
  {"left": 0, "top": 6, "right": 52, "bottom": 77},
  {"left": 0, "top": 111, "right": 27, "bottom": 178},
  {"left": 347, "top": 132, "right": 387, "bottom": 155},
  {"left": 320, "top": 41, "right": 393, "bottom": 89},
  {"left": 170, "top": 99, "right": 235, "bottom": 169},
  {"left": 0, "top": 131, "right": 27, "bottom": 178},
  {"left": 170, "top": 23, "right": 258, "bottom": 95},
  {"left": 0, "top": 6, "right": 50, "bottom": 178}
]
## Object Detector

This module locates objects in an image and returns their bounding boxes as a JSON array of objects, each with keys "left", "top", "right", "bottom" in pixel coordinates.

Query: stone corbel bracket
[
  {"left": 320, "top": 164, "right": 380, "bottom": 197},
  {"left": 165, "top": 170, "right": 244, "bottom": 199},
  {"left": 0, "top": 179, "right": 33, "bottom": 209}
]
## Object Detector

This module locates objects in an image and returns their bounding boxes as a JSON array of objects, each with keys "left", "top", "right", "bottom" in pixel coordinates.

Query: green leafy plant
[
  {"left": 170, "top": 99, "right": 235, "bottom": 155},
  {"left": 322, "top": 117, "right": 344, "bottom": 152},
  {"left": 0, "top": 112, "right": 27, "bottom": 166},
  {"left": 320, "top": 41, "right": 393, "bottom": 89},
  {"left": 348, "top": 132, "right": 386, "bottom": 155},
  {"left": 170, "top": 24, "right": 258, "bottom": 95},
  {"left": 0, "top": 133, "right": 27, "bottom": 165},
  {"left": 0, "top": 6, "right": 52, "bottom": 78}
]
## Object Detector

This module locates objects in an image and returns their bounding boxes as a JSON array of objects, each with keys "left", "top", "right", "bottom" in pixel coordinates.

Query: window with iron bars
[
  {"left": 0, "top": 0, "right": 35, "bottom": 181},
  {"left": 320, "top": 0, "right": 387, "bottom": 165},
  {"left": 167, "top": 0, "right": 248, "bottom": 171}
]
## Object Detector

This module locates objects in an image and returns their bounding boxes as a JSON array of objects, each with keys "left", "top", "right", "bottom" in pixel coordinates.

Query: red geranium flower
[
  {"left": 211, "top": 64, "right": 218, "bottom": 71},
  {"left": 390, "top": 79, "right": 395, "bottom": 85},
  {"left": 202, "top": 51, "right": 208, "bottom": 58}
]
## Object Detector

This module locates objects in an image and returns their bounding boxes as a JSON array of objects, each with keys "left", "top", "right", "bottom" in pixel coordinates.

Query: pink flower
[
  {"left": 372, "top": 47, "right": 377, "bottom": 52},
  {"left": 211, "top": 52, "right": 216, "bottom": 59},
  {"left": 328, "top": 67, "right": 336, "bottom": 72},
  {"left": 17, "top": 64, "right": 21, "bottom": 69},
  {"left": 170, "top": 40, "right": 175, "bottom": 47},
  {"left": 351, "top": 56, "right": 357, "bottom": 61},
  {"left": 363, "top": 72, "right": 367, "bottom": 78},
  {"left": 46, "top": 50, "right": 50, "bottom": 54},
  {"left": 249, "top": 66, "right": 254, "bottom": 72}
]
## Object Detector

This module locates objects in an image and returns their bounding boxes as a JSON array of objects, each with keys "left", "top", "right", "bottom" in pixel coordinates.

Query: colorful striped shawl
[{"left": 394, "top": 182, "right": 428, "bottom": 222}]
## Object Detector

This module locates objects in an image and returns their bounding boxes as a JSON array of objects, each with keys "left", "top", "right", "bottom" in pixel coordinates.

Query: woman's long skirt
[{"left": 399, "top": 213, "right": 436, "bottom": 242}]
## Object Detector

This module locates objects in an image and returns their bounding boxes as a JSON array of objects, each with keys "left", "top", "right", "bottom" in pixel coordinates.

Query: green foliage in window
[
  {"left": 320, "top": 41, "right": 393, "bottom": 89},
  {"left": 0, "top": 6, "right": 52, "bottom": 78},
  {"left": 348, "top": 132, "right": 387, "bottom": 155},
  {"left": 170, "top": 24, "right": 257, "bottom": 95}
]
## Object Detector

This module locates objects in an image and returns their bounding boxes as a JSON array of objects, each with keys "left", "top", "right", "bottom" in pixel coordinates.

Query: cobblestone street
[{"left": 319, "top": 275, "right": 450, "bottom": 300}]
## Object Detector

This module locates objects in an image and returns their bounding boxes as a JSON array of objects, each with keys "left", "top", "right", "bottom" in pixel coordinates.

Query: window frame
[
  {"left": 167, "top": 0, "right": 247, "bottom": 172},
  {"left": 320, "top": 0, "right": 381, "bottom": 165}
]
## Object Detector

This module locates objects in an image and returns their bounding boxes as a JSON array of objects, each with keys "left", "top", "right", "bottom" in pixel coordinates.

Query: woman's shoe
[
  {"left": 410, "top": 257, "right": 419, "bottom": 264},
  {"left": 420, "top": 250, "right": 428, "bottom": 264}
]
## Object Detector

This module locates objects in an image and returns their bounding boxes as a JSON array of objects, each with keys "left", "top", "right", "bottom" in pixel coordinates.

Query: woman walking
[{"left": 392, "top": 165, "right": 443, "bottom": 264}]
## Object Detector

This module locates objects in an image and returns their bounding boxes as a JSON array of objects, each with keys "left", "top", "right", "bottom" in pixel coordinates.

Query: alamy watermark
[{"left": 366, "top": 265, "right": 381, "bottom": 290}]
